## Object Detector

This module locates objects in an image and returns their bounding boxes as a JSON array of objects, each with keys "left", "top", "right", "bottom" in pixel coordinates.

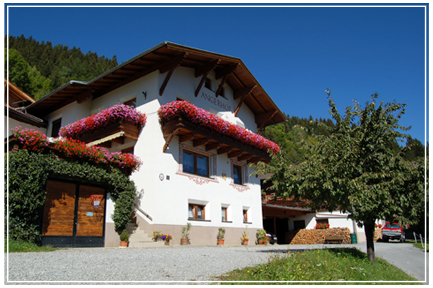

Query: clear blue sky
[{"left": 4, "top": 3, "right": 428, "bottom": 145}]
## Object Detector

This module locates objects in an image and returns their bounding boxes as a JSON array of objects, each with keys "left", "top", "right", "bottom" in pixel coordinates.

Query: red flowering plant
[
  {"left": 315, "top": 223, "right": 330, "bottom": 229},
  {"left": 10, "top": 127, "right": 142, "bottom": 173},
  {"left": 59, "top": 104, "right": 147, "bottom": 139},
  {"left": 10, "top": 126, "right": 49, "bottom": 152},
  {"left": 158, "top": 101, "right": 280, "bottom": 154},
  {"left": 53, "top": 138, "right": 142, "bottom": 173}
]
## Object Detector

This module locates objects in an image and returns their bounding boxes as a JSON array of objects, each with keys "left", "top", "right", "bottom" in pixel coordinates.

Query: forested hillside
[
  {"left": 260, "top": 114, "right": 426, "bottom": 164},
  {"left": 5, "top": 35, "right": 118, "bottom": 100}
]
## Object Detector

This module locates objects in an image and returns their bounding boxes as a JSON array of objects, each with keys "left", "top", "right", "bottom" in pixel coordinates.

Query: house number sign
[{"left": 159, "top": 173, "right": 164, "bottom": 181}]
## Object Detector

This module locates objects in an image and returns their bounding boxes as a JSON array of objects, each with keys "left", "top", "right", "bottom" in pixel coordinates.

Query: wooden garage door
[
  {"left": 41, "top": 180, "right": 106, "bottom": 247},
  {"left": 76, "top": 185, "right": 105, "bottom": 237},
  {"left": 42, "top": 180, "right": 76, "bottom": 236}
]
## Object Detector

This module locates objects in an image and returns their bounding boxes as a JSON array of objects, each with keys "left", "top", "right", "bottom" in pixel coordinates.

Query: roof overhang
[
  {"left": 26, "top": 42, "right": 286, "bottom": 127},
  {"left": 262, "top": 204, "right": 311, "bottom": 218},
  {"left": 5, "top": 105, "right": 47, "bottom": 128}
]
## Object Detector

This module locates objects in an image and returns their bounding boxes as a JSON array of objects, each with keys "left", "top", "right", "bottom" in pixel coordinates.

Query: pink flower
[{"left": 158, "top": 101, "right": 280, "bottom": 154}]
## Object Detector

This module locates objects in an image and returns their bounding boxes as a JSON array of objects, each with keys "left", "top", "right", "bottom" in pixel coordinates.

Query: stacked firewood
[
  {"left": 374, "top": 228, "right": 382, "bottom": 242},
  {"left": 286, "top": 228, "right": 351, "bottom": 244}
]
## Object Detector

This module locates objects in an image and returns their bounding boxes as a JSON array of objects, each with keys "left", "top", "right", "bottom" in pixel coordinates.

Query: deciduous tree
[{"left": 254, "top": 91, "right": 426, "bottom": 262}]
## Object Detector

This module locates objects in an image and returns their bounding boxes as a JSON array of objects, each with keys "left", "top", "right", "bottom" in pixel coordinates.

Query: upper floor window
[
  {"left": 204, "top": 78, "right": 212, "bottom": 90},
  {"left": 233, "top": 164, "right": 243, "bottom": 185},
  {"left": 183, "top": 150, "right": 209, "bottom": 177},
  {"left": 51, "top": 118, "right": 62, "bottom": 138},
  {"left": 124, "top": 98, "right": 136, "bottom": 108},
  {"left": 243, "top": 209, "right": 248, "bottom": 223}
]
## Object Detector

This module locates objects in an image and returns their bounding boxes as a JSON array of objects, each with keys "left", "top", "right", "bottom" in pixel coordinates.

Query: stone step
[{"left": 129, "top": 240, "right": 168, "bottom": 248}]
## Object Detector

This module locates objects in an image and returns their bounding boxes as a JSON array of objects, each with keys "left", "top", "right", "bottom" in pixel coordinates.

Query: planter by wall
[
  {"left": 217, "top": 239, "right": 224, "bottom": 245},
  {"left": 181, "top": 238, "right": 188, "bottom": 245},
  {"left": 120, "top": 241, "right": 128, "bottom": 248}
]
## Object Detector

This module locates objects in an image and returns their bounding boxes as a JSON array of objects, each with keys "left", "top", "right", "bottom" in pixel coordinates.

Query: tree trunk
[{"left": 364, "top": 220, "right": 376, "bottom": 262}]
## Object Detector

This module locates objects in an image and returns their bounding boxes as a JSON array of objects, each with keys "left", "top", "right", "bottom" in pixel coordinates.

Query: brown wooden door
[
  {"left": 42, "top": 180, "right": 76, "bottom": 236},
  {"left": 76, "top": 185, "right": 105, "bottom": 237},
  {"left": 41, "top": 180, "right": 106, "bottom": 247}
]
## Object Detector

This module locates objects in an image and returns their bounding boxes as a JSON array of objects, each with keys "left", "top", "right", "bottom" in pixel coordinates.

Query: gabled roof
[{"left": 26, "top": 42, "right": 285, "bottom": 127}]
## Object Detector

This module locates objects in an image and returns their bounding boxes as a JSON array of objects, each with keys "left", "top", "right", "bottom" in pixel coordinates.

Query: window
[
  {"left": 218, "top": 87, "right": 225, "bottom": 98},
  {"left": 233, "top": 165, "right": 242, "bottom": 185},
  {"left": 51, "top": 118, "right": 62, "bottom": 137},
  {"left": 316, "top": 219, "right": 329, "bottom": 225},
  {"left": 204, "top": 78, "right": 212, "bottom": 90},
  {"left": 124, "top": 98, "right": 136, "bottom": 108},
  {"left": 189, "top": 204, "right": 205, "bottom": 220},
  {"left": 294, "top": 220, "right": 306, "bottom": 230},
  {"left": 183, "top": 150, "right": 209, "bottom": 177},
  {"left": 221, "top": 207, "right": 228, "bottom": 222},
  {"left": 243, "top": 209, "right": 248, "bottom": 223}
]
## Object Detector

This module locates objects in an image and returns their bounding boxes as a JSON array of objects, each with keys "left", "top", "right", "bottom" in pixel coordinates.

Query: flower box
[{"left": 77, "top": 120, "right": 140, "bottom": 144}]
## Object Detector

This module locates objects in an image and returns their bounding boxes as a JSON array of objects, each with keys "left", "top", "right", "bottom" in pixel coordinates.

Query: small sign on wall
[{"left": 86, "top": 212, "right": 94, "bottom": 217}]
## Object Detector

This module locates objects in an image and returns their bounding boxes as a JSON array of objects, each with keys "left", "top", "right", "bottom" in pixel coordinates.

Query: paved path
[{"left": 5, "top": 242, "right": 428, "bottom": 284}]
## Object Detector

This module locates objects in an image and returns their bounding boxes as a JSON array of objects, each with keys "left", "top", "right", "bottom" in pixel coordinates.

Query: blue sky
[{"left": 4, "top": 3, "right": 428, "bottom": 145}]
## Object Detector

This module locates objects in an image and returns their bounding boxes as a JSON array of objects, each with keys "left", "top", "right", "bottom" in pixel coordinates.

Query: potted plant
[
  {"left": 256, "top": 229, "right": 268, "bottom": 245},
  {"left": 217, "top": 228, "right": 225, "bottom": 245},
  {"left": 120, "top": 229, "right": 129, "bottom": 248},
  {"left": 152, "top": 229, "right": 162, "bottom": 241},
  {"left": 180, "top": 223, "right": 191, "bottom": 245},
  {"left": 160, "top": 234, "right": 172, "bottom": 245},
  {"left": 241, "top": 229, "right": 249, "bottom": 245}
]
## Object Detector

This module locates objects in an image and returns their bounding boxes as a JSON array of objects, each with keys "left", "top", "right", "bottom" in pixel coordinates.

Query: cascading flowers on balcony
[
  {"left": 59, "top": 104, "right": 147, "bottom": 139},
  {"left": 10, "top": 127, "right": 142, "bottom": 173},
  {"left": 158, "top": 101, "right": 280, "bottom": 154}
]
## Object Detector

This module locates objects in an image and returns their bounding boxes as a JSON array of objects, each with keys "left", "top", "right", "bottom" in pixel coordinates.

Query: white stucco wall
[
  {"left": 5, "top": 116, "right": 47, "bottom": 138},
  {"left": 44, "top": 67, "right": 264, "bottom": 231}
]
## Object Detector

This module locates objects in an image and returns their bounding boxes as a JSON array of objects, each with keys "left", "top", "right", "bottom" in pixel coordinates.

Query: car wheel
[{"left": 383, "top": 236, "right": 389, "bottom": 242}]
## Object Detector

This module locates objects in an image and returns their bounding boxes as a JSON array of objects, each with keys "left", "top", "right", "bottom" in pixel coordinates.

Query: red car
[{"left": 382, "top": 223, "right": 405, "bottom": 242}]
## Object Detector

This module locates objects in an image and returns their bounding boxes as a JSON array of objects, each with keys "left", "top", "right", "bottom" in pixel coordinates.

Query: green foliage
[
  {"left": 253, "top": 92, "right": 426, "bottom": 262},
  {"left": 217, "top": 228, "right": 226, "bottom": 240},
  {"left": 6, "top": 149, "right": 137, "bottom": 244},
  {"left": 119, "top": 229, "right": 129, "bottom": 242},
  {"left": 5, "top": 34, "right": 118, "bottom": 98},
  {"left": 217, "top": 248, "right": 419, "bottom": 283},
  {"left": 181, "top": 223, "right": 191, "bottom": 239},
  {"left": 6, "top": 237, "right": 57, "bottom": 253}
]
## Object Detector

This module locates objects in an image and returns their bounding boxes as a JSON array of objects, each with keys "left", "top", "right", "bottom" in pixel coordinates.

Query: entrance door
[{"left": 41, "top": 180, "right": 106, "bottom": 247}]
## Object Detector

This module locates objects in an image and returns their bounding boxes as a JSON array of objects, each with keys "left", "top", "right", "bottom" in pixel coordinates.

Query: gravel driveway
[{"left": 5, "top": 243, "right": 428, "bottom": 284}]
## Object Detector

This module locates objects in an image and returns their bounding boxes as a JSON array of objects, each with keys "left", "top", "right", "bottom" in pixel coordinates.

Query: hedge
[{"left": 5, "top": 149, "right": 137, "bottom": 244}]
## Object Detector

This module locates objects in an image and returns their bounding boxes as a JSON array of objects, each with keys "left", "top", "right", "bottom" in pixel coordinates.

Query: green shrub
[
  {"left": 120, "top": 229, "right": 129, "bottom": 242},
  {"left": 5, "top": 149, "right": 137, "bottom": 244}
]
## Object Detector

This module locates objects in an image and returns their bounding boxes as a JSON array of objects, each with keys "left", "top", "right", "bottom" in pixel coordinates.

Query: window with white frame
[{"left": 180, "top": 145, "right": 215, "bottom": 179}]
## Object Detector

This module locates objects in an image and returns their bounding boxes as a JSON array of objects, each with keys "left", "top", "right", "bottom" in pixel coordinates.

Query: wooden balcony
[
  {"left": 77, "top": 120, "right": 141, "bottom": 148},
  {"left": 161, "top": 117, "right": 271, "bottom": 164}
]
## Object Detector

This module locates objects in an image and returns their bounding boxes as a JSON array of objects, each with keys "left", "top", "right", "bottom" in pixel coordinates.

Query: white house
[{"left": 18, "top": 42, "right": 286, "bottom": 247}]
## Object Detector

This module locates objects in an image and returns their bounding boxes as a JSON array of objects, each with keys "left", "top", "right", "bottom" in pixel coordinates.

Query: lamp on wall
[{"left": 142, "top": 91, "right": 147, "bottom": 100}]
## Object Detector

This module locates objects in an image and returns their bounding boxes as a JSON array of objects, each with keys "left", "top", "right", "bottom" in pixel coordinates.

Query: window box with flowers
[
  {"left": 315, "top": 223, "right": 330, "bottom": 229},
  {"left": 158, "top": 101, "right": 280, "bottom": 159},
  {"left": 59, "top": 104, "right": 147, "bottom": 143}
]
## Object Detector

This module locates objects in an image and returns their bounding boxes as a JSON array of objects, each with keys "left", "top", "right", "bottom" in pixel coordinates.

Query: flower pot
[
  {"left": 165, "top": 241, "right": 170, "bottom": 246},
  {"left": 120, "top": 241, "right": 128, "bottom": 248},
  {"left": 218, "top": 239, "right": 224, "bottom": 245},
  {"left": 181, "top": 238, "right": 188, "bottom": 245},
  {"left": 258, "top": 239, "right": 266, "bottom": 245},
  {"left": 242, "top": 240, "right": 248, "bottom": 245}
]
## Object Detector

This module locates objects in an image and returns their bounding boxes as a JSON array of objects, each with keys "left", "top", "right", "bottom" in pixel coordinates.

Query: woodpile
[
  {"left": 285, "top": 228, "right": 351, "bottom": 244},
  {"left": 374, "top": 228, "right": 382, "bottom": 242}
]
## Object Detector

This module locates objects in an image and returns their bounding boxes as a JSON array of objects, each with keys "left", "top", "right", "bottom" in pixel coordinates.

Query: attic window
[
  {"left": 124, "top": 98, "right": 136, "bottom": 108},
  {"left": 204, "top": 78, "right": 212, "bottom": 90},
  {"left": 51, "top": 118, "right": 62, "bottom": 138}
]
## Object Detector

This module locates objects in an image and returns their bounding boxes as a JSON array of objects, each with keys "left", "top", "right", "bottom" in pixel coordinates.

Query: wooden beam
[
  {"left": 159, "top": 53, "right": 188, "bottom": 96},
  {"left": 238, "top": 153, "right": 252, "bottom": 161},
  {"left": 205, "top": 142, "right": 222, "bottom": 151},
  {"left": 76, "top": 91, "right": 93, "bottom": 104},
  {"left": 228, "top": 150, "right": 243, "bottom": 158},
  {"left": 257, "top": 110, "right": 278, "bottom": 134},
  {"left": 247, "top": 156, "right": 261, "bottom": 164},
  {"left": 193, "top": 138, "right": 209, "bottom": 147},
  {"left": 217, "top": 146, "right": 233, "bottom": 155},
  {"left": 234, "top": 84, "right": 257, "bottom": 100},
  {"left": 194, "top": 60, "right": 221, "bottom": 97},
  {"left": 163, "top": 128, "right": 182, "bottom": 153},
  {"left": 215, "top": 64, "right": 239, "bottom": 98},
  {"left": 179, "top": 133, "right": 196, "bottom": 142}
]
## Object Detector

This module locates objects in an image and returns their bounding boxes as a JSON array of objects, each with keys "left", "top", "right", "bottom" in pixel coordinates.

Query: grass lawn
[
  {"left": 403, "top": 239, "right": 429, "bottom": 251},
  {"left": 216, "top": 248, "right": 420, "bottom": 284},
  {"left": 5, "top": 238, "right": 57, "bottom": 253}
]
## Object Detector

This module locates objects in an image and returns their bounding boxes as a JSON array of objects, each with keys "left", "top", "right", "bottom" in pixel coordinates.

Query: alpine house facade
[{"left": 22, "top": 42, "right": 285, "bottom": 247}]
